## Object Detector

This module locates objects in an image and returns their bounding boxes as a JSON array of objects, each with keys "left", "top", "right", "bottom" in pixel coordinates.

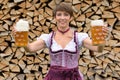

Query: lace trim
[{"left": 49, "top": 31, "right": 78, "bottom": 54}]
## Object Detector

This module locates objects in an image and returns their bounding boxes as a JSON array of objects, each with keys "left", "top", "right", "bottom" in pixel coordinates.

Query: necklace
[{"left": 57, "top": 27, "right": 70, "bottom": 34}]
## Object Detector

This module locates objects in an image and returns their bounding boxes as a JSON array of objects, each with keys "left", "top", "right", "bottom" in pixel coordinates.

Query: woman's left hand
[{"left": 102, "top": 23, "right": 112, "bottom": 40}]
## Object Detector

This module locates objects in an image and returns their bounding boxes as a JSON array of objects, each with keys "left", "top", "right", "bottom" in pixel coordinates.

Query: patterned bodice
[
  {"left": 37, "top": 31, "right": 89, "bottom": 68},
  {"left": 49, "top": 31, "right": 79, "bottom": 68}
]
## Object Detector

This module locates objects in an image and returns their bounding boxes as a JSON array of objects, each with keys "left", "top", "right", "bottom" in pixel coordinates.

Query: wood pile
[{"left": 0, "top": 0, "right": 120, "bottom": 80}]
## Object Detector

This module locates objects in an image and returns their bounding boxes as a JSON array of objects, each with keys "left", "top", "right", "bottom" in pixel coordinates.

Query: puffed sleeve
[
  {"left": 37, "top": 34, "right": 50, "bottom": 48},
  {"left": 77, "top": 33, "right": 89, "bottom": 47}
]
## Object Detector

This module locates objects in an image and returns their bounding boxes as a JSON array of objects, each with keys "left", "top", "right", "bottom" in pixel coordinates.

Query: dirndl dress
[
  {"left": 38, "top": 31, "right": 89, "bottom": 80},
  {"left": 44, "top": 66, "right": 82, "bottom": 80}
]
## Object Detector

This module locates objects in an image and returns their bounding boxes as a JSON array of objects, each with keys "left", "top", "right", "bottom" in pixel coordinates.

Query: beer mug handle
[{"left": 105, "top": 26, "right": 112, "bottom": 40}]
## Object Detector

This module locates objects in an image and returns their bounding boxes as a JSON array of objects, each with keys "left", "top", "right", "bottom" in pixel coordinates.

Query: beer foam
[
  {"left": 16, "top": 19, "right": 29, "bottom": 31},
  {"left": 91, "top": 20, "right": 104, "bottom": 26}
]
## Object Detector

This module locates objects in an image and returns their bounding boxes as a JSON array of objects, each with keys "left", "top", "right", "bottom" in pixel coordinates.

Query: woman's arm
[
  {"left": 83, "top": 25, "right": 109, "bottom": 52},
  {"left": 83, "top": 38, "right": 104, "bottom": 52},
  {"left": 12, "top": 25, "right": 46, "bottom": 53},
  {"left": 25, "top": 39, "right": 46, "bottom": 53}
]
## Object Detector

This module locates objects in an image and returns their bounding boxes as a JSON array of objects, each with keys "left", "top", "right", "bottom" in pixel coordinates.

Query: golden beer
[
  {"left": 15, "top": 31, "right": 28, "bottom": 47},
  {"left": 91, "top": 20, "right": 105, "bottom": 46},
  {"left": 15, "top": 19, "right": 29, "bottom": 47}
]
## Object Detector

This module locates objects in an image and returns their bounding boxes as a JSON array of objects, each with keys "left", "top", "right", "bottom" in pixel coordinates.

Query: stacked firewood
[{"left": 0, "top": 0, "right": 120, "bottom": 80}]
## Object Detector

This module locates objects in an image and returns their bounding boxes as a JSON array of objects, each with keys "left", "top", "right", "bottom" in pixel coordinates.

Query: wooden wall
[{"left": 0, "top": 0, "right": 120, "bottom": 80}]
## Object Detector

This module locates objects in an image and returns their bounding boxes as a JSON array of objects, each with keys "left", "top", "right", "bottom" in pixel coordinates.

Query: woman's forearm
[
  {"left": 24, "top": 44, "right": 34, "bottom": 53},
  {"left": 24, "top": 40, "right": 46, "bottom": 53}
]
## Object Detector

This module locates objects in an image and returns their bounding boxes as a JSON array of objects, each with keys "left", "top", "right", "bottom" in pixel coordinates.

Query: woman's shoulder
[
  {"left": 76, "top": 32, "right": 89, "bottom": 40},
  {"left": 37, "top": 31, "right": 53, "bottom": 40},
  {"left": 41, "top": 31, "right": 53, "bottom": 36},
  {"left": 76, "top": 32, "right": 88, "bottom": 36}
]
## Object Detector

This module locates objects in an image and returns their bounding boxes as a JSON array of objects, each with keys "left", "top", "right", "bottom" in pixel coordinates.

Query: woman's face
[{"left": 55, "top": 11, "right": 71, "bottom": 28}]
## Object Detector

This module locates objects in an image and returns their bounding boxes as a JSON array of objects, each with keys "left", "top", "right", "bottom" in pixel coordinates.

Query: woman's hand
[{"left": 102, "top": 23, "right": 112, "bottom": 40}]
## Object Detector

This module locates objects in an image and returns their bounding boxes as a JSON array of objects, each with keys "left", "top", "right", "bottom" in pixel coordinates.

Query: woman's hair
[{"left": 53, "top": 2, "right": 73, "bottom": 17}]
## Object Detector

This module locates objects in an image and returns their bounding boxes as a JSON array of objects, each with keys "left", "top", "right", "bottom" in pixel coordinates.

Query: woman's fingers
[{"left": 102, "top": 26, "right": 111, "bottom": 39}]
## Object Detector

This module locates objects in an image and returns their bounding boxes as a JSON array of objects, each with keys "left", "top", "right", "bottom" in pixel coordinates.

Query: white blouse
[{"left": 37, "top": 32, "right": 89, "bottom": 49}]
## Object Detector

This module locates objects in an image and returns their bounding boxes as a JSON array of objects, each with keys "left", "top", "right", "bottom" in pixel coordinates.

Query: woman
[{"left": 13, "top": 2, "right": 108, "bottom": 80}]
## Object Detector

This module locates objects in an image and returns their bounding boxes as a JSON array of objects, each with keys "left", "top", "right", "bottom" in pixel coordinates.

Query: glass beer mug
[
  {"left": 91, "top": 20, "right": 106, "bottom": 46},
  {"left": 14, "top": 19, "right": 29, "bottom": 47}
]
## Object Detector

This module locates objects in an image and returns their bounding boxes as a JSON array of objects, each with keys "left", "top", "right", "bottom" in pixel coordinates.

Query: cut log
[
  {"left": 45, "top": 7, "right": 53, "bottom": 16},
  {"left": 112, "top": 30, "right": 120, "bottom": 40},
  {"left": 106, "top": 18, "right": 117, "bottom": 27},
  {"left": 18, "top": 59, "right": 26, "bottom": 69},
  {"left": 14, "top": 0, "right": 23, "bottom": 3},
  {"left": 102, "top": 11, "right": 114, "bottom": 18},
  {"left": 72, "top": 0, "right": 81, "bottom": 4},
  {"left": 0, "top": 59, "right": 9, "bottom": 70},
  {"left": 28, "top": 5, "right": 36, "bottom": 11},
  {"left": 111, "top": 6, "right": 120, "bottom": 13},
  {"left": 25, "top": 1, "right": 32, "bottom": 8},
  {"left": 48, "top": 0, "right": 56, "bottom": 9},
  {"left": 15, "top": 49, "right": 24, "bottom": 59},
  {"left": 4, "top": 47, "right": 12, "bottom": 55},
  {"left": 9, "top": 64, "right": 20, "bottom": 72},
  {"left": 25, "top": 74, "right": 35, "bottom": 80},
  {"left": 31, "top": 65, "right": 39, "bottom": 71},
  {"left": 2, "top": 72, "right": 10, "bottom": 79},
  {"left": 113, "top": 48, "right": 120, "bottom": 54},
  {"left": 73, "top": 4, "right": 81, "bottom": 12},
  {"left": 95, "top": 74, "right": 102, "bottom": 80},
  {"left": 115, "top": 13, "right": 120, "bottom": 20},
  {"left": 18, "top": 1, "right": 25, "bottom": 8},
  {"left": 76, "top": 14, "right": 85, "bottom": 21}
]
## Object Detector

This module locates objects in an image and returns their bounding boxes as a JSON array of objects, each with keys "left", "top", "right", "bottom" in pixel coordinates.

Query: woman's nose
[{"left": 60, "top": 15, "right": 65, "bottom": 19}]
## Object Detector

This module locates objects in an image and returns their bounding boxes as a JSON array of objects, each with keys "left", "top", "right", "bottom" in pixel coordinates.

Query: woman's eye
[
  {"left": 64, "top": 13, "right": 69, "bottom": 16},
  {"left": 56, "top": 13, "right": 62, "bottom": 16}
]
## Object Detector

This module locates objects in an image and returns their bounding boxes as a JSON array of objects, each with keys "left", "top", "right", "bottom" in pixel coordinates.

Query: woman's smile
[{"left": 55, "top": 11, "right": 71, "bottom": 28}]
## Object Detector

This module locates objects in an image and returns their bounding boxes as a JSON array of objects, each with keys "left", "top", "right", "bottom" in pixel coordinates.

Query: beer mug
[
  {"left": 14, "top": 19, "right": 29, "bottom": 47},
  {"left": 91, "top": 20, "right": 106, "bottom": 46}
]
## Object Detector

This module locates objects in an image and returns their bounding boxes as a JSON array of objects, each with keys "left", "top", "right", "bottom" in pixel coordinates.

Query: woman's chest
[
  {"left": 54, "top": 34, "right": 73, "bottom": 49},
  {"left": 51, "top": 39, "right": 77, "bottom": 52}
]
